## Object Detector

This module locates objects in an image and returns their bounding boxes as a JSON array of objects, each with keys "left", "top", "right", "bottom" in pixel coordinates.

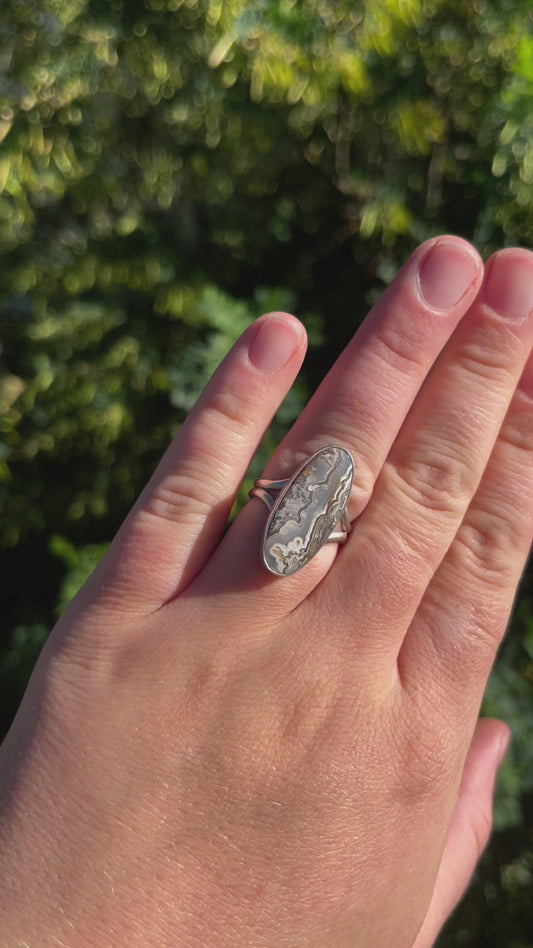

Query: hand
[{"left": 1, "top": 237, "right": 532, "bottom": 948}]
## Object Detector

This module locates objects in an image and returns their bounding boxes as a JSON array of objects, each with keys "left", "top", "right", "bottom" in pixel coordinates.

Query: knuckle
[
  {"left": 455, "top": 505, "right": 521, "bottom": 585},
  {"left": 455, "top": 330, "right": 520, "bottom": 384},
  {"left": 499, "top": 390, "right": 533, "bottom": 455},
  {"left": 143, "top": 472, "right": 214, "bottom": 524},
  {"left": 279, "top": 676, "right": 338, "bottom": 747},
  {"left": 372, "top": 320, "right": 427, "bottom": 376},
  {"left": 391, "top": 715, "right": 458, "bottom": 803},
  {"left": 205, "top": 387, "right": 254, "bottom": 433},
  {"left": 456, "top": 314, "right": 522, "bottom": 388},
  {"left": 438, "top": 593, "right": 509, "bottom": 687},
  {"left": 387, "top": 443, "right": 474, "bottom": 516}
]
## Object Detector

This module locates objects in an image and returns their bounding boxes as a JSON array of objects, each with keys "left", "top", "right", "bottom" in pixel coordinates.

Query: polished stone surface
[{"left": 262, "top": 445, "right": 354, "bottom": 576}]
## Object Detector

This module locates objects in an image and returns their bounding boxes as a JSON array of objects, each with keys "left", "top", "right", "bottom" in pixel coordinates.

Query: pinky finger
[{"left": 412, "top": 718, "right": 509, "bottom": 948}]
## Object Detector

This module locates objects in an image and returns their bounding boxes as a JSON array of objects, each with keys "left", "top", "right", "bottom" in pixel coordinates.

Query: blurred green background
[{"left": 1, "top": 0, "right": 532, "bottom": 943}]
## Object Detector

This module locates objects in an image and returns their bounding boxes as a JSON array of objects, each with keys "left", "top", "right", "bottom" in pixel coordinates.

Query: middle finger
[{"left": 315, "top": 248, "right": 533, "bottom": 664}]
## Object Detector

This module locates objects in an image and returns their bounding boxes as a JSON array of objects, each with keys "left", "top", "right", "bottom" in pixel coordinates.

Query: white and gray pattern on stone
[{"left": 263, "top": 446, "right": 354, "bottom": 576}]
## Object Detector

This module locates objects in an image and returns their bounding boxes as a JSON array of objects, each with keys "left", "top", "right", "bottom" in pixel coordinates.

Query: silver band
[{"left": 249, "top": 445, "right": 354, "bottom": 577}]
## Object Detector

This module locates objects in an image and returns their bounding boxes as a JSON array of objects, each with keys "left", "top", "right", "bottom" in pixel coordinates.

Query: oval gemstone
[{"left": 262, "top": 445, "right": 354, "bottom": 576}]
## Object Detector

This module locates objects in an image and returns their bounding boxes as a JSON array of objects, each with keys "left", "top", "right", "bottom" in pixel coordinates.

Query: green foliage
[
  {"left": 484, "top": 597, "right": 533, "bottom": 830},
  {"left": 49, "top": 534, "right": 108, "bottom": 614},
  {"left": 0, "top": 623, "right": 48, "bottom": 735},
  {"left": 1, "top": 1, "right": 532, "bottom": 943}
]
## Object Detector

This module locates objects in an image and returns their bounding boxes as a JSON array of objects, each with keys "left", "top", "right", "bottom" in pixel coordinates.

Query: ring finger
[{"left": 195, "top": 237, "right": 483, "bottom": 612}]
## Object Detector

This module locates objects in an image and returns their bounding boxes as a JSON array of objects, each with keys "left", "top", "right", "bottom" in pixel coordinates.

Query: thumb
[{"left": 413, "top": 717, "right": 510, "bottom": 948}]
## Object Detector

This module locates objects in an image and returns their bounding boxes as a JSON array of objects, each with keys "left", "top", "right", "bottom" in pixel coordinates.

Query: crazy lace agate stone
[{"left": 262, "top": 445, "right": 354, "bottom": 576}]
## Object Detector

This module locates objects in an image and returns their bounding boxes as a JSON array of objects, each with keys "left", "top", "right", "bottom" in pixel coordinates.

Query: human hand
[{"left": 1, "top": 237, "right": 532, "bottom": 947}]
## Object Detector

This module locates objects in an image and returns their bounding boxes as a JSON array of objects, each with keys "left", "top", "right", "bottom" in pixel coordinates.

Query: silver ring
[{"left": 249, "top": 445, "right": 354, "bottom": 577}]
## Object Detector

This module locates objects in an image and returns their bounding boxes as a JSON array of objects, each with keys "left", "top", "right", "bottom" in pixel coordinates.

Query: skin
[{"left": 1, "top": 236, "right": 532, "bottom": 947}]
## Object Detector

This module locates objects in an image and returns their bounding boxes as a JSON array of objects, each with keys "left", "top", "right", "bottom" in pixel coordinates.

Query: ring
[{"left": 249, "top": 445, "right": 354, "bottom": 576}]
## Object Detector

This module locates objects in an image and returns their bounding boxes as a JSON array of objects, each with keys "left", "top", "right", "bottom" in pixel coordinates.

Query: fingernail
[
  {"left": 484, "top": 251, "right": 533, "bottom": 321},
  {"left": 248, "top": 315, "right": 302, "bottom": 374},
  {"left": 418, "top": 239, "right": 481, "bottom": 311}
]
